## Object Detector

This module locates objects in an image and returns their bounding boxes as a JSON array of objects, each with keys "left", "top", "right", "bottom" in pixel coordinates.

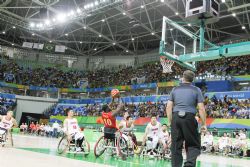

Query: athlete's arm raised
[{"left": 111, "top": 102, "right": 124, "bottom": 117}]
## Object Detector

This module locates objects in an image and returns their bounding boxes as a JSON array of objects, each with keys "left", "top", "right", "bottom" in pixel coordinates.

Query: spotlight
[
  {"left": 57, "top": 14, "right": 66, "bottom": 23},
  {"left": 175, "top": 12, "right": 179, "bottom": 15},
  {"left": 126, "top": 50, "right": 129, "bottom": 52},
  {"left": 94, "top": 48, "right": 97, "bottom": 51},
  {"left": 122, "top": 12, "right": 126, "bottom": 15},
  {"left": 112, "top": 42, "right": 116, "bottom": 45},
  {"left": 131, "top": 38, "right": 135, "bottom": 41},
  {"left": 90, "top": 3, "right": 94, "bottom": 8},
  {"left": 83, "top": 26, "right": 87, "bottom": 29},
  {"left": 49, "top": 40, "right": 52, "bottom": 43},
  {"left": 242, "top": 26, "right": 246, "bottom": 30},
  {"left": 151, "top": 32, "right": 155, "bottom": 35},
  {"left": 36, "top": 23, "right": 43, "bottom": 28},
  {"left": 69, "top": 10, "right": 75, "bottom": 16},
  {"left": 94, "top": 1, "right": 99, "bottom": 6},
  {"left": 12, "top": 26, "right": 16, "bottom": 29},
  {"left": 12, "top": 43, "right": 14, "bottom": 46},
  {"left": 101, "top": 19, "right": 105, "bottom": 22},
  {"left": 188, "top": 23, "right": 191, "bottom": 26},
  {"left": 80, "top": 41, "right": 83, "bottom": 44},
  {"left": 45, "top": 20, "right": 50, "bottom": 25},
  {"left": 30, "top": 22, "right": 35, "bottom": 27},
  {"left": 170, "top": 28, "right": 173, "bottom": 31},
  {"left": 99, "top": 34, "right": 102, "bottom": 37},
  {"left": 32, "top": 33, "right": 35, "bottom": 36},
  {"left": 76, "top": 8, "right": 81, "bottom": 14},
  {"left": 140, "top": 5, "right": 144, "bottom": 9},
  {"left": 232, "top": 13, "right": 236, "bottom": 17},
  {"left": 65, "top": 33, "right": 68, "bottom": 36},
  {"left": 2, "top": 31, "right": 5, "bottom": 34}
]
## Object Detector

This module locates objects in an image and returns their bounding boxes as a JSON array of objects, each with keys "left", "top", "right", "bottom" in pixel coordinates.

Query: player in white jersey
[
  {"left": 119, "top": 116, "right": 134, "bottom": 135},
  {"left": 63, "top": 109, "right": 85, "bottom": 152},
  {"left": 142, "top": 114, "right": 162, "bottom": 154},
  {"left": 0, "top": 111, "right": 17, "bottom": 145},
  {"left": 238, "top": 130, "right": 247, "bottom": 156},
  {"left": 119, "top": 115, "right": 137, "bottom": 150},
  {"left": 0, "top": 111, "right": 17, "bottom": 134},
  {"left": 214, "top": 133, "right": 229, "bottom": 153},
  {"left": 160, "top": 124, "right": 171, "bottom": 154},
  {"left": 201, "top": 131, "right": 214, "bottom": 152}
]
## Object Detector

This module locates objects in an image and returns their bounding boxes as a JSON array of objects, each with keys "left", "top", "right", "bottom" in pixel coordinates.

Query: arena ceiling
[{"left": 0, "top": 0, "right": 250, "bottom": 56}]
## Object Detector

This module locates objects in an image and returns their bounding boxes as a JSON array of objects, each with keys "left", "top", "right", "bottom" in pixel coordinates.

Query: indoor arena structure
[{"left": 0, "top": 0, "right": 250, "bottom": 167}]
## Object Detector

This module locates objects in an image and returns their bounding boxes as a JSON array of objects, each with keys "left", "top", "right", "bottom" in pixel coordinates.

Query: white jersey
[
  {"left": 0, "top": 116, "right": 14, "bottom": 130},
  {"left": 203, "top": 135, "right": 213, "bottom": 145},
  {"left": 146, "top": 122, "right": 161, "bottom": 137},
  {"left": 239, "top": 133, "right": 246, "bottom": 140},
  {"left": 65, "top": 118, "right": 80, "bottom": 134},
  {"left": 120, "top": 121, "right": 134, "bottom": 134},
  {"left": 160, "top": 131, "right": 170, "bottom": 141},
  {"left": 219, "top": 136, "right": 229, "bottom": 148}
]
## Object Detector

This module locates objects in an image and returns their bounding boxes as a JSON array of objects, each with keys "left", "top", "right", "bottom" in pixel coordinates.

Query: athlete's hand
[
  {"left": 200, "top": 125, "right": 207, "bottom": 133},
  {"left": 67, "top": 135, "right": 72, "bottom": 142}
]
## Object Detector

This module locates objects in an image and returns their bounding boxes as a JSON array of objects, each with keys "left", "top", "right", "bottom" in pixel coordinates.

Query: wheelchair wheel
[
  {"left": 117, "top": 136, "right": 129, "bottom": 158},
  {"left": 94, "top": 136, "right": 107, "bottom": 157},
  {"left": 57, "top": 135, "right": 69, "bottom": 154},
  {"left": 82, "top": 140, "right": 90, "bottom": 157}
]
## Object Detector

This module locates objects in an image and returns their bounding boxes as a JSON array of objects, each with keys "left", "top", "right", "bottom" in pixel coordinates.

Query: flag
[
  {"left": 137, "top": 76, "right": 146, "bottom": 84},
  {"left": 22, "top": 42, "right": 33, "bottom": 48},
  {"left": 55, "top": 45, "right": 66, "bottom": 53},
  {"left": 33, "top": 43, "right": 44, "bottom": 50},
  {"left": 131, "top": 77, "right": 137, "bottom": 84},
  {"left": 77, "top": 78, "right": 88, "bottom": 88},
  {"left": 44, "top": 43, "right": 55, "bottom": 52}
]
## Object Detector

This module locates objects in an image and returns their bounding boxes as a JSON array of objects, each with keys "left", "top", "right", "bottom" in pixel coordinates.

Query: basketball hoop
[{"left": 160, "top": 56, "right": 174, "bottom": 73}]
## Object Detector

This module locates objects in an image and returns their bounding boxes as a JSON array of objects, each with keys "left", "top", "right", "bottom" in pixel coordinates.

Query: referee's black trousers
[{"left": 171, "top": 112, "right": 201, "bottom": 167}]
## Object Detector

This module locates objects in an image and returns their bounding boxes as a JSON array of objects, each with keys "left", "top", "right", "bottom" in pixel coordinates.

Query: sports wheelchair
[
  {"left": 0, "top": 128, "right": 13, "bottom": 147},
  {"left": 57, "top": 133, "right": 90, "bottom": 157},
  {"left": 139, "top": 136, "right": 171, "bottom": 160},
  {"left": 94, "top": 130, "right": 134, "bottom": 159}
]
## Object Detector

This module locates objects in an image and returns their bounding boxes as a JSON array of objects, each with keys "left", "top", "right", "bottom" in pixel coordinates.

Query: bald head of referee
[{"left": 166, "top": 70, "right": 206, "bottom": 167}]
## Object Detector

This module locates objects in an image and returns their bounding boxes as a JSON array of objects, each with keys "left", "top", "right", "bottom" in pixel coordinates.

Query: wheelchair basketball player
[
  {"left": 63, "top": 108, "right": 85, "bottom": 152},
  {"left": 0, "top": 111, "right": 17, "bottom": 146},
  {"left": 140, "top": 114, "right": 162, "bottom": 156}
]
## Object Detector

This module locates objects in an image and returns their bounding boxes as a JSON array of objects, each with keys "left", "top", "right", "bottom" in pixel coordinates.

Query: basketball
[{"left": 111, "top": 89, "right": 120, "bottom": 98}]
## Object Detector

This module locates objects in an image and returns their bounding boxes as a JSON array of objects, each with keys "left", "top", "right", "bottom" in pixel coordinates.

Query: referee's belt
[{"left": 174, "top": 111, "right": 195, "bottom": 118}]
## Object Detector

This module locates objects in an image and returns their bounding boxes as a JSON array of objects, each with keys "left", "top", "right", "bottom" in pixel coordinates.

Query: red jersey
[{"left": 102, "top": 112, "right": 117, "bottom": 129}]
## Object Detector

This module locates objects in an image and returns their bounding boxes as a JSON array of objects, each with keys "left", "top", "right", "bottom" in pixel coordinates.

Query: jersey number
[{"left": 103, "top": 119, "right": 112, "bottom": 126}]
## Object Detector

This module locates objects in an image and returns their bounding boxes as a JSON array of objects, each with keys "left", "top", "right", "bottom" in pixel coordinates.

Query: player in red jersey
[{"left": 101, "top": 98, "right": 123, "bottom": 140}]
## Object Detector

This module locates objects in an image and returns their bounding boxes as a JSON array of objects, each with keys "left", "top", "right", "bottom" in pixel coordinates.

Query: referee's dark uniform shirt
[{"left": 169, "top": 83, "right": 204, "bottom": 167}]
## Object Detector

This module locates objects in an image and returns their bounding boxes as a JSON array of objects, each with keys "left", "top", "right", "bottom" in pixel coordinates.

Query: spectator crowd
[
  {"left": 0, "top": 56, "right": 249, "bottom": 89},
  {"left": 46, "top": 96, "right": 250, "bottom": 119},
  {"left": 0, "top": 97, "right": 16, "bottom": 115}
]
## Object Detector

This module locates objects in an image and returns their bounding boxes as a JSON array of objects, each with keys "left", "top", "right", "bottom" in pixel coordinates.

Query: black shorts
[{"left": 104, "top": 127, "right": 117, "bottom": 140}]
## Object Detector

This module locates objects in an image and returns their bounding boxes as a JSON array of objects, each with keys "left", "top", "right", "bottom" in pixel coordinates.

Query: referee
[{"left": 166, "top": 70, "right": 207, "bottom": 167}]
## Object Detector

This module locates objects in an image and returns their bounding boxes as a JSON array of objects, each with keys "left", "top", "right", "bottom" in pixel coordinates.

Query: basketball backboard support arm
[{"left": 160, "top": 16, "right": 250, "bottom": 70}]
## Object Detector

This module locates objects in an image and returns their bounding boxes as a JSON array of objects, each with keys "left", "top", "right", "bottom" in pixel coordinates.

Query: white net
[{"left": 160, "top": 56, "right": 174, "bottom": 73}]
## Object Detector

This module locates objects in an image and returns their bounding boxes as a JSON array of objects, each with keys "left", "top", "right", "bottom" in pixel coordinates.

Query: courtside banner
[{"left": 205, "top": 91, "right": 250, "bottom": 99}]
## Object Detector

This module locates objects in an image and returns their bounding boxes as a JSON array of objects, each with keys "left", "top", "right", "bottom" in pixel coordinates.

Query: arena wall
[{"left": 15, "top": 95, "right": 58, "bottom": 124}]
